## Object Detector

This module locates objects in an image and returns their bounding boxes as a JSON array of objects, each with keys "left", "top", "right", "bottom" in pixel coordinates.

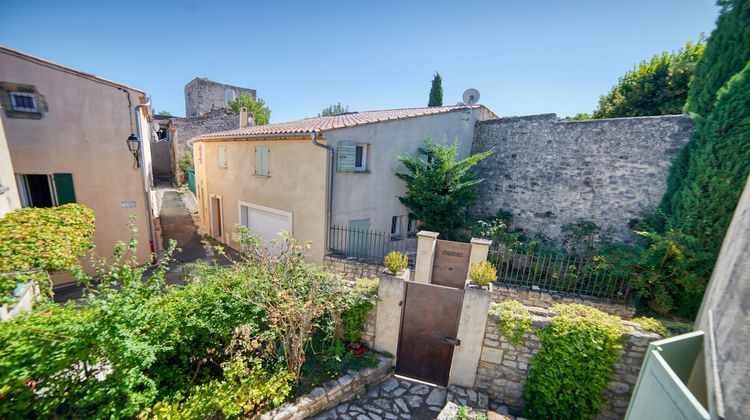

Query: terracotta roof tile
[{"left": 194, "top": 105, "right": 494, "bottom": 140}]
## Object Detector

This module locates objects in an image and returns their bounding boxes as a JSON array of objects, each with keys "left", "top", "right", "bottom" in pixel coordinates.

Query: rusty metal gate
[
  {"left": 396, "top": 282, "right": 463, "bottom": 385},
  {"left": 431, "top": 240, "right": 471, "bottom": 288}
]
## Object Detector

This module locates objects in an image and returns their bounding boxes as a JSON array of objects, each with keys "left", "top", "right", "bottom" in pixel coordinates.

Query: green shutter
[
  {"left": 53, "top": 173, "right": 76, "bottom": 204},
  {"left": 337, "top": 141, "right": 356, "bottom": 172}
]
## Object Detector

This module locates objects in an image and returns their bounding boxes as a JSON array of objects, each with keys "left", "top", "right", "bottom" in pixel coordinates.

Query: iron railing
[
  {"left": 328, "top": 225, "right": 417, "bottom": 268},
  {"left": 488, "top": 245, "right": 632, "bottom": 302}
]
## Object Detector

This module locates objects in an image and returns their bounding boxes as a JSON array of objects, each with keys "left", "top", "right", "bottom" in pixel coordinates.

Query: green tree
[
  {"left": 428, "top": 72, "right": 443, "bottom": 107},
  {"left": 685, "top": 0, "right": 750, "bottom": 116},
  {"left": 396, "top": 140, "right": 493, "bottom": 240},
  {"left": 157, "top": 110, "right": 172, "bottom": 117},
  {"left": 318, "top": 102, "right": 350, "bottom": 116},
  {"left": 228, "top": 93, "right": 271, "bottom": 125},
  {"left": 592, "top": 41, "right": 704, "bottom": 119}
]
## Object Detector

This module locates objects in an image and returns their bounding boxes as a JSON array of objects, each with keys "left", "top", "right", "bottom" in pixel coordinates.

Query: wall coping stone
[{"left": 258, "top": 356, "right": 392, "bottom": 420}]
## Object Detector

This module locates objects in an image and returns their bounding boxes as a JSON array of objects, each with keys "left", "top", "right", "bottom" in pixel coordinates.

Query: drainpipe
[
  {"left": 311, "top": 133, "right": 334, "bottom": 250},
  {"left": 134, "top": 98, "right": 156, "bottom": 259}
]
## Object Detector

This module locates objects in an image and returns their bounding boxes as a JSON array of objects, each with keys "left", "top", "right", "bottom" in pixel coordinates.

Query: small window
[
  {"left": 407, "top": 216, "right": 417, "bottom": 235},
  {"left": 255, "top": 146, "right": 269, "bottom": 176},
  {"left": 355, "top": 143, "right": 368, "bottom": 171},
  {"left": 391, "top": 215, "right": 402, "bottom": 237},
  {"left": 16, "top": 173, "right": 76, "bottom": 208},
  {"left": 9, "top": 92, "right": 37, "bottom": 112},
  {"left": 218, "top": 146, "right": 227, "bottom": 168},
  {"left": 226, "top": 89, "right": 236, "bottom": 104}
]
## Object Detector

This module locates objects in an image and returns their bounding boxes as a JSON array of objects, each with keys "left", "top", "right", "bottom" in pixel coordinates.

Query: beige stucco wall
[
  {"left": 326, "top": 108, "right": 493, "bottom": 233},
  {"left": 193, "top": 137, "right": 328, "bottom": 263},
  {"left": 0, "top": 49, "right": 154, "bottom": 282},
  {"left": 0, "top": 114, "right": 21, "bottom": 217}
]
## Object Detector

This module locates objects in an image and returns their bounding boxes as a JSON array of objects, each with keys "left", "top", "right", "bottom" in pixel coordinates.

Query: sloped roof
[{"left": 194, "top": 105, "right": 495, "bottom": 140}]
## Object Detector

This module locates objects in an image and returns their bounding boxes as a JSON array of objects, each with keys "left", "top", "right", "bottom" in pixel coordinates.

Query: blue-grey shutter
[
  {"left": 255, "top": 146, "right": 269, "bottom": 176},
  {"left": 337, "top": 141, "right": 356, "bottom": 172},
  {"left": 262, "top": 147, "right": 269, "bottom": 175}
]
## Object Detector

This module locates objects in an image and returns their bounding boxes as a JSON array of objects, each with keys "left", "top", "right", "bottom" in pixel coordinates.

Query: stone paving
[{"left": 312, "top": 376, "right": 447, "bottom": 420}]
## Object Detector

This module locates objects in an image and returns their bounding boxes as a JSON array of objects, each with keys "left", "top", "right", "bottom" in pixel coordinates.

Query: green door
[
  {"left": 348, "top": 219, "right": 370, "bottom": 258},
  {"left": 53, "top": 173, "right": 76, "bottom": 204}
]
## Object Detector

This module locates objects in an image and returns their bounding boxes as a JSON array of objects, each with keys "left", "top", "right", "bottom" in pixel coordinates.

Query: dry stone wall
[
  {"left": 324, "top": 255, "right": 415, "bottom": 282},
  {"left": 471, "top": 114, "right": 693, "bottom": 242},
  {"left": 475, "top": 308, "right": 659, "bottom": 419},
  {"left": 185, "top": 77, "right": 256, "bottom": 117},
  {"left": 491, "top": 283, "right": 635, "bottom": 319}
]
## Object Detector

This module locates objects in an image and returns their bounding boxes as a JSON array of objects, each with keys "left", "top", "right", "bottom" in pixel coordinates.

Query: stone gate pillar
[{"left": 414, "top": 230, "right": 439, "bottom": 284}]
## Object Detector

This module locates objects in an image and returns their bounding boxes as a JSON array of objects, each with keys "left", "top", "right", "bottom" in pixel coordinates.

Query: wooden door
[
  {"left": 210, "top": 196, "right": 223, "bottom": 239},
  {"left": 396, "top": 282, "right": 463, "bottom": 386}
]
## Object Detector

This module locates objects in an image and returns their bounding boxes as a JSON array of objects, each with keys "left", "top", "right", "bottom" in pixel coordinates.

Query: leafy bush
[
  {"left": 469, "top": 260, "right": 497, "bottom": 287},
  {"left": 0, "top": 226, "right": 379, "bottom": 418},
  {"left": 489, "top": 301, "right": 533, "bottom": 345},
  {"left": 0, "top": 204, "right": 95, "bottom": 303},
  {"left": 175, "top": 150, "right": 194, "bottom": 176},
  {"left": 228, "top": 93, "right": 271, "bottom": 126},
  {"left": 142, "top": 358, "right": 293, "bottom": 418},
  {"left": 632, "top": 317, "right": 668, "bottom": 337},
  {"left": 341, "top": 278, "right": 378, "bottom": 343},
  {"left": 592, "top": 40, "right": 704, "bottom": 118},
  {"left": 523, "top": 304, "right": 625, "bottom": 420},
  {"left": 383, "top": 251, "right": 408, "bottom": 275}
]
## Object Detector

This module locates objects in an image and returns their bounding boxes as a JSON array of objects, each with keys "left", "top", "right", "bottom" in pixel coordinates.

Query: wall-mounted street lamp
[{"left": 126, "top": 134, "right": 140, "bottom": 168}]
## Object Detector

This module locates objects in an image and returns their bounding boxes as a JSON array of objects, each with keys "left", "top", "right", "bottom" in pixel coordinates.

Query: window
[
  {"left": 337, "top": 141, "right": 369, "bottom": 172},
  {"left": 16, "top": 173, "right": 76, "bottom": 208},
  {"left": 218, "top": 146, "right": 227, "bottom": 168},
  {"left": 226, "top": 89, "right": 236, "bottom": 104},
  {"left": 9, "top": 92, "right": 37, "bottom": 112},
  {"left": 255, "top": 146, "right": 269, "bottom": 176},
  {"left": 355, "top": 144, "right": 367, "bottom": 171},
  {"left": 391, "top": 215, "right": 402, "bottom": 237},
  {"left": 407, "top": 216, "right": 417, "bottom": 236}
]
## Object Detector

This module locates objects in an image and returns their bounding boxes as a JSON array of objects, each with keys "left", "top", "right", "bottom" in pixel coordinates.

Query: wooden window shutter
[
  {"left": 218, "top": 146, "right": 227, "bottom": 168},
  {"left": 255, "top": 146, "right": 269, "bottom": 176},
  {"left": 53, "top": 173, "right": 76, "bottom": 204},
  {"left": 337, "top": 141, "right": 356, "bottom": 172}
]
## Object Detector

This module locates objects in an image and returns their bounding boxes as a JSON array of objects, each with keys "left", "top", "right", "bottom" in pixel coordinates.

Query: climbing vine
[
  {"left": 523, "top": 304, "right": 625, "bottom": 420},
  {"left": 489, "top": 300, "right": 533, "bottom": 345},
  {"left": 341, "top": 278, "right": 378, "bottom": 342}
]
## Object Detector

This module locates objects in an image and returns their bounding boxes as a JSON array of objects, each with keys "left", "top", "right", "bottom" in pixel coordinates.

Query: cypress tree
[
  {"left": 684, "top": 0, "right": 750, "bottom": 116},
  {"left": 428, "top": 72, "right": 443, "bottom": 107}
]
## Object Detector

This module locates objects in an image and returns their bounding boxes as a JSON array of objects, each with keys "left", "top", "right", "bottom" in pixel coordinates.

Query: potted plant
[
  {"left": 469, "top": 260, "right": 497, "bottom": 292},
  {"left": 383, "top": 251, "right": 409, "bottom": 277}
]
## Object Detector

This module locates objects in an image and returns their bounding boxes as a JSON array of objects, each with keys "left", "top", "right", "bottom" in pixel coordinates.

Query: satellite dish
[{"left": 462, "top": 88, "right": 480, "bottom": 105}]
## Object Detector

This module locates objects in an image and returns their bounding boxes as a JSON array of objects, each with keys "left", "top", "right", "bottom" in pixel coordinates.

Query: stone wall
[
  {"left": 475, "top": 308, "right": 659, "bottom": 419},
  {"left": 324, "top": 255, "right": 415, "bottom": 282},
  {"left": 492, "top": 283, "right": 635, "bottom": 319},
  {"left": 471, "top": 114, "right": 693, "bottom": 242},
  {"left": 261, "top": 356, "right": 392, "bottom": 420},
  {"left": 171, "top": 108, "right": 240, "bottom": 165},
  {"left": 184, "top": 77, "right": 256, "bottom": 117}
]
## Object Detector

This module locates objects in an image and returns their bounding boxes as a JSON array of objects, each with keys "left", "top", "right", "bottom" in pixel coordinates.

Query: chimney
[{"left": 239, "top": 107, "right": 248, "bottom": 128}]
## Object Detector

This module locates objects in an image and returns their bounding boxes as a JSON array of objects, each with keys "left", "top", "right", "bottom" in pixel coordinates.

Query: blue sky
[{"left": 2, "top": 1, "right": 718, "bottom": 122}]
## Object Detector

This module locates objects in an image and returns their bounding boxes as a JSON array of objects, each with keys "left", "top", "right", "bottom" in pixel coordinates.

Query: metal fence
[
  {"left": 328, "top": 225, "right": 417, "bottom": 267},
  {"left": 487, "top": 245, "right": 632, "bottom": 302}
]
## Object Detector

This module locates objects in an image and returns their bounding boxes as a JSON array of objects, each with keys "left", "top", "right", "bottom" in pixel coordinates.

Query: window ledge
[{"left": 352, "top": 170, "right": 370, "bottom": 174}]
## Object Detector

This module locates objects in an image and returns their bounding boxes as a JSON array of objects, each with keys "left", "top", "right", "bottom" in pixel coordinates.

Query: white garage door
[{"left": 239, "top": 202, "right": 292, "bottom": 244}]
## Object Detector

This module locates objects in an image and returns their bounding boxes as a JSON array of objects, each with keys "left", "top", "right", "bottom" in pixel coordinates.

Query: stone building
[
  {"left": 184, "top": 77, "right": 256, "bottom": 118},
  {"left": 152, "top": 78, "right": 255, "bottom": 182}
]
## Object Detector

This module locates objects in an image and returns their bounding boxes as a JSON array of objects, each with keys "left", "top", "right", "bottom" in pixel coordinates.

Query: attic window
[
  {"left": 9, "top": 92, "right": 37, "bottom": 112},
  {"left": 226, "top": 89, "right": 236, "bottom": 104}
]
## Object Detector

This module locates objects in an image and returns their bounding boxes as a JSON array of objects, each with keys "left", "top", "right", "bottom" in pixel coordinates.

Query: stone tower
[{"left": 184, "top": 78, "right": 256, "bottom": 117}]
